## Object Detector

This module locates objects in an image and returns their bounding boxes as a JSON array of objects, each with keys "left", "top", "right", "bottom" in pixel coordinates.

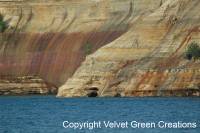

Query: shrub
[
  {"left": 0, "top": 14, "right": 3, "bottom": 21},
  {"left": 83, "top": 42, "right": 93, "bottom": 55},
  {"left": 0, "top": 14, "right": 7, "bottom": 33},
  {"left": 0, "top": 21, "right": 7, "bottom": 32},
  {"left": 185, "top": 42, "right": 200, "bottom": 60}
]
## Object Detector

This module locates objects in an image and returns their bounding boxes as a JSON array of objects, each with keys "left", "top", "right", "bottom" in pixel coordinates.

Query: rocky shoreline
[{"left": 0, "top": 76, "right": 57, "bottom": 95}]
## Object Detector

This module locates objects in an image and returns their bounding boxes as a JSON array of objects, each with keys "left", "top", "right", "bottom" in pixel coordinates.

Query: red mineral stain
[{"left": 0, "top": 31, "right": 126, "bottom": 86}]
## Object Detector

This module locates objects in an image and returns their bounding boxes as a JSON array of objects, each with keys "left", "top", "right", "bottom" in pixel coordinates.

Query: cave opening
[
  {"left": 86, "top": 87, "right": 99, "bottom": 97},
  {"left": 87, "top": 91, "right": 98, "bottom": 97}
]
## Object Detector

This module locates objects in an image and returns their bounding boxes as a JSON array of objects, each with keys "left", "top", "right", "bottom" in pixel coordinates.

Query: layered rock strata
[
  {"left": 58, "top": 0, "right": 200, "bottom": 97},
  {"left": 0, "top": 76, "right": 57, "bottom": 95},
  {"left": 1, "top": 0, "right": 148, "bottom": 86}
]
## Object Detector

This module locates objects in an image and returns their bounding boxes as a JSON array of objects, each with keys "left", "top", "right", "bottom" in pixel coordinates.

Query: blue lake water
[{"left": 0, "top": 96, "right": 199, "bottom": 133}]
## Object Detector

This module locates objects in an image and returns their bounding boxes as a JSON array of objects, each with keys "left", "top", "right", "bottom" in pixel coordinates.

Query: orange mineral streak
[
  {"left": 132, "top": 71, "right": 166, "bottom": 91},
  {"left": 172, "top": 26, "right": 200, "bottom": 57},
  {"left": 155, "top": 26, "right": 200, "bottom": 69}
]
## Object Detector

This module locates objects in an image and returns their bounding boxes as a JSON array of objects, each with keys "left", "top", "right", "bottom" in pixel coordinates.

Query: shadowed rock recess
[
  {"left": 58, "top": 0, "right": 200, "bottom": 97},
  {"left": 0, "top": 0, "right": 199, "bottom": 97}
]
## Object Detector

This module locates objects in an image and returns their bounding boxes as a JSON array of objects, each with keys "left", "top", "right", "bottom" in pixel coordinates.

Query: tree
[{"left": 185, "top": 42, "right": 200, "bottom": 60}]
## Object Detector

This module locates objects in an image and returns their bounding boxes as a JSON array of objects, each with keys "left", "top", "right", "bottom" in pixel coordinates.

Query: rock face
[
  {"left": 58, "top": 0, "right": 200, "bottom": 97},
  {"left": 0, "top": 0, "right": 148, "bottom": 86},
  {"left": 0, "top": 76, "right": 57, "bottom": 95},
  {"left": 0, "top": 0, "right": 199, "bottom": 97}
]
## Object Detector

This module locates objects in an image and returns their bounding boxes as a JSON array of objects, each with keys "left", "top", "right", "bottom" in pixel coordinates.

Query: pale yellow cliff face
[
  {"left": 0, "top": 0, "right": 162, "bottom": 87},
  {"left": 0, "top": 0, "right": 162, "bottom": 33},
  {"left": 58, "top": 0, "right": 200, "bottom": 97}
]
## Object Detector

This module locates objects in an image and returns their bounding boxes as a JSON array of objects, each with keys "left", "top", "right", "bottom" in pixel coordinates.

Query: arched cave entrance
[{"left": 86, "top": 87, "right": 99, "bottom": 97}]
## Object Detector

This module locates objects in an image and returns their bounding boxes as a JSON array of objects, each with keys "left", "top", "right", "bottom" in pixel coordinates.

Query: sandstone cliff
[
  {"left": 0, "top": 0, "right": 163, "bottom": 90},
  {"left": 58, "top": 0, "right": 200, "bottom": 97},
  {"left": 0, "top": 0, "right": 199, "bottom": 97},
  {"left": 0, "top": 76, "right": 57, "bottom": 95},
  {"left": 1, "top": 0, "right": 143, "bottom": 86}
]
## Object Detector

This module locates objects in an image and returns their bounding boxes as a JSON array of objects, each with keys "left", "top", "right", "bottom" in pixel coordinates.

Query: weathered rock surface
[
  {"left": 0, "top": 0, "right": 165, "bottom": 94},
  {"left": 0, "top": 0, "right": 154, "bottom": 86},
  {"left": 0, "top": 76, "right": 57, "bottom": 95},
  {"left": 58, "top": 0, "right": 200, "bottom": 97},
  {"left": 0, "top": 0, "right": 199, "bottom": 97}
]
